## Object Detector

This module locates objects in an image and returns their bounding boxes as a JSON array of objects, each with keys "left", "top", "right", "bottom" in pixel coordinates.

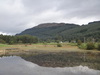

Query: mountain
[{"left": 17, "top": 21, "right": 100, "bottom": 41}]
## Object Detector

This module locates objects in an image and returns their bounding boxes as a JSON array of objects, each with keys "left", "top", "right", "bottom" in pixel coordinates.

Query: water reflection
[{"left": 0, "top": 56, "right": 100, "bottom": 75}]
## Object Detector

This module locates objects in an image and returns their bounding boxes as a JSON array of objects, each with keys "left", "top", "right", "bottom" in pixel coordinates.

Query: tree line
[{"left": 0, "top": 35, "right": 38, "bottom": 44}]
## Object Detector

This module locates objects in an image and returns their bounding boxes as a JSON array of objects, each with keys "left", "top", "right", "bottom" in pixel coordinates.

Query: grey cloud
[
  {"left": 0, "top": 0, "right": 100, "bottom": 35},
  {"left": 57, "top": 0, "right": 100, "bottom": 18},
  {"left": 22, "top": 0, "right": 61, "bottom": 15}
]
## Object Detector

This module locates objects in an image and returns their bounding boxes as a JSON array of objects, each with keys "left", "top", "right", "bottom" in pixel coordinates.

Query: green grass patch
[
  {"left": 67, "top": 43, "right": 78, "bottom": 46},
  {"left": 32, "top": 43, "right": 57, "bottom": 45},
  {"left": 0, "top": 44, "right": 10, "bottom": 47}
]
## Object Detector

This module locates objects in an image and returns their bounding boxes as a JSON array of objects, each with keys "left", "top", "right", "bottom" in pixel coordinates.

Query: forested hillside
[{"left": 17, "top": 21, "right": 100, "bottom": 42}]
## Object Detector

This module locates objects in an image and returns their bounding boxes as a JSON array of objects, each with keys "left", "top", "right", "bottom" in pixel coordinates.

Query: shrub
[
  {"left": 77, "top": 40, "right": 82, "bottom": 45},
  {"left": 86, "top": 42, "right": 95, "bottom": 50},
  {"left": 0, "top": 39, "right": 6, "bottom": 44},
  {"left": 57, "top": 43, "right": 62, "bottom": 47},
  {"left": 97, "top": 44, "right": 100, "bottom": 50},
  {"left": 78, "top": 43, "right": 87, "bottom": 49}
]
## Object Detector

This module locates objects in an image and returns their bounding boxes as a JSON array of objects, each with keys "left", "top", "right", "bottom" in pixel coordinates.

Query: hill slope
[{"left": 17, "top": 21, "right": 100, "bottom": 41}]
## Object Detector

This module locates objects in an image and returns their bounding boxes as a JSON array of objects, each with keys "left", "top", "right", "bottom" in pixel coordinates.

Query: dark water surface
[{"left": 0, "top": 56, "right": 100, "bottom": 75}]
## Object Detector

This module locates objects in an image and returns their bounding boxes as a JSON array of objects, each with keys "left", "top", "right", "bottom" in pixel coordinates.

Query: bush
[
  {"left": 57, "top": 43, "right": 62, "bottom": 47},
  {"left": 78, "top": 43, "right": 87, "bottom": 49},
  {"left": 77, "top": 40, "right": 82, "bottom": 45},
  {"left": 0, "top": 39, "right": 6, "bottom": 44},
  {"left": 97, "top": 44, "right": 100, "bottom": 50},
  {"left": 86, "top": 42, "right": 95, "bottom": 50}
]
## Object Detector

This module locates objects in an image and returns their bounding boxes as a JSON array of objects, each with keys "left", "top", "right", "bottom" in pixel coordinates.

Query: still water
[{"left": 0, "top": 56, "right": 100, "bottom": 75}]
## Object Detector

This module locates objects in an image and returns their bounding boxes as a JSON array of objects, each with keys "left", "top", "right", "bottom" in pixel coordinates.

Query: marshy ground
[{"left": 0, "top": 43, "right": 100, "bottom": 70}]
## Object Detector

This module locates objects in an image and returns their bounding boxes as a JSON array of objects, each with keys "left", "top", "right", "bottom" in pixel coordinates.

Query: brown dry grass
[{"left": 0, "top": 43, "right": 100, "bottom": 55}]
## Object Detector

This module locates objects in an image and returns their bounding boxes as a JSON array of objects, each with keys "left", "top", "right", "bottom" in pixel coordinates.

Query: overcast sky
[{"left": 0, "top": 0, "right": 100, "bottom": 35}]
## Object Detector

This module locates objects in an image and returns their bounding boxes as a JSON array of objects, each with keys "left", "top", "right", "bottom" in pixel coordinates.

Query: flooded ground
[{"left": 0, "top": 56, "right": 100, "bottom": 75}]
